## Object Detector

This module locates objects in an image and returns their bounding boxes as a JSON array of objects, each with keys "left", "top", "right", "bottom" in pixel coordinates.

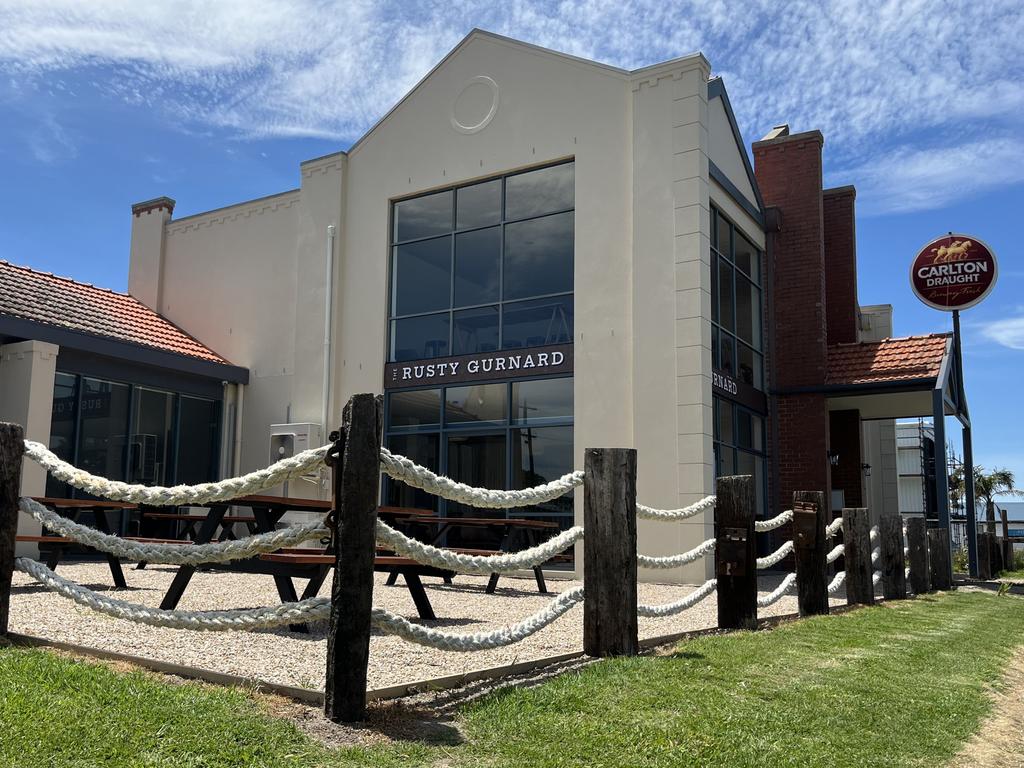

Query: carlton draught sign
[{"left": 910, "top": 233, "right": 998, "bottom": 311}]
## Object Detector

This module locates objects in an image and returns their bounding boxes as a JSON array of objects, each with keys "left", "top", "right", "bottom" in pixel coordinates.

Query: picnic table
[
  {"left": 17, "top": 497, "right": 137, "bottom": 588},
  {"left": 400, "top": 515, "right": 564, "bottom": 593}
]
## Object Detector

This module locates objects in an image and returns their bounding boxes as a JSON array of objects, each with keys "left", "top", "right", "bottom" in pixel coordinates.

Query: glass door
[{"left": 445, "top": 432, "right": 505, "bottom": 549}]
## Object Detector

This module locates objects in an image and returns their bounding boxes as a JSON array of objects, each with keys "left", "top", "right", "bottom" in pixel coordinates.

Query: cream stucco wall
[{"left": 129, "top": 32, "right": 765, "bottom": 582}]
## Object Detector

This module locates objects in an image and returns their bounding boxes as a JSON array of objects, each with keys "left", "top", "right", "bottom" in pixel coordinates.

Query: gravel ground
[{"left": 8, "top": 562, "right": 847, "bottom": 692}]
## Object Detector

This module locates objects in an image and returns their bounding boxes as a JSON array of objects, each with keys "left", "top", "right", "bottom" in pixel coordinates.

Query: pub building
[{"left": 1, "top": 30, "right": 967, "bottom": 579}]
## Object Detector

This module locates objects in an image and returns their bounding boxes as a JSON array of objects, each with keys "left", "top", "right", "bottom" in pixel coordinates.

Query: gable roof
[
  {"left": 826, "top": 334, "right": 950, "bottom": 386},
  {"left": 707, "top": 77, "right": 764, "bottom": 225},
  {"left": 0, "top": 260, "right": 247, "bottom": 382}
]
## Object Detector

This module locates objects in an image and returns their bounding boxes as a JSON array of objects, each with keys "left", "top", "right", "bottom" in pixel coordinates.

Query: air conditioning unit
[{"left": 269, "top": 423, "right": 322, "bottom": 464}]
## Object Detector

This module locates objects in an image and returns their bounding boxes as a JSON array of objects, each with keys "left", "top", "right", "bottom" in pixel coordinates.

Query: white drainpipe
[{"left": 320, "top": 224, "right": 336, "bottom": 498}]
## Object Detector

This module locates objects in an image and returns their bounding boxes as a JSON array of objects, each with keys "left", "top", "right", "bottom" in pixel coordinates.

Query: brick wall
[
  {"left": 829, "top": 409, "right": 863, "bottom": 507},
  {"left": 823, "top": 186, "right": 858, "bottom": 344}
]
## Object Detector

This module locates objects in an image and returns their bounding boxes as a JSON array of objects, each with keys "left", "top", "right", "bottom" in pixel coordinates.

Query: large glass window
[
  {"left": 45, "top": 372, "right": 221, "bottom": 497},
  {"left": 389, "top": 161, "right": 574, "bottom": 362},
  {"left": 713, "top": 396, "right": 767, "bottom": 519},
  {"left": 711, "top": 205, "right": 764, "bottom": 390},
  {"left": 383, "top": 376, "right": 574, "bottom": 562}
]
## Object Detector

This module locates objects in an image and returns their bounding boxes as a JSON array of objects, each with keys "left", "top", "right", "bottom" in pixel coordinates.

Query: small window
[
  {"left": 717, "top": 258, "right": 734, "bottom": 332},
  {"left": 512, "top": 378, "right": 573, "bottom": 425},
  {"left": 392, "top": 236, "right": 451, "bottom": 316},
  {"left": 735, "top": 275, "right": 760, "bottom": 348},
  {"left": 737, "top": 345, "right": 763, "bottom": 390},
  {"left": 719, "top": 333, "right": 735, "bottom": 377},
  {"left": 454, "top": 227, "right": 500, "bottom": 307},
  {"left": 505, "top": 163, "right": 574, "bottom": 221},
  {"left": 452, "top": 306, "right": 499, "bottom": 355},
  {"left": 716, "top": 212, "right": 732, "bottom": 258},
  {"left": 502, "top": 295, "right": 573, "bottom": 350},
  {"left": 734, "top": 231, "right": 760, "bottom": 283},
  {"left": 386, "top": 433, "right": 440, "bottom": 512},
  {"left": 503, "top": 211, "right": 573, "bottom": 301},
  {"left": 391, "top": 313, "right": 450, "bottom": 361},
  {"left": 388, "top": 389, "right": 441, "bottom": 429},
  {"left": 394, "top": 190, "right": 452, "bottom": 242},
  {"left": 445, "top": 383, "right": 508, "bottom": 426}
]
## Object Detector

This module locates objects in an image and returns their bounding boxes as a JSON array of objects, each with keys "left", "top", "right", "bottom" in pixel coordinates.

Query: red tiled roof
[
  {"left": 827, "top": 334, "right": 950, "bottom": 386},
  {"left": 0, "top": 260, "right": 230, "bottom": 364}
]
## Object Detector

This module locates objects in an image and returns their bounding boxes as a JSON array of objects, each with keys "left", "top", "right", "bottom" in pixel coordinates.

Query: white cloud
[
  {"left": 1, "top": 0, "right": 1022, "bottom": 210},
  {"left": 980, "top": 317, "right": 1024, "bottom": 351}
]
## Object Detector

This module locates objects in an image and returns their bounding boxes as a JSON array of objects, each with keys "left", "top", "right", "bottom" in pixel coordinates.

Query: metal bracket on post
[{"left": 716, "top": 528, "right": 748, "bottom": 578}]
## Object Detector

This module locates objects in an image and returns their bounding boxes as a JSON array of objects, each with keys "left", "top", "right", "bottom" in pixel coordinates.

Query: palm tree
[{"left": 972, "top": 467, "right": 1023, "bottom": 534}]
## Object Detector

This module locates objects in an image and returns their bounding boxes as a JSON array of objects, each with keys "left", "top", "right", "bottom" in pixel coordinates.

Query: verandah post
[
  {"left": 879, "top": 513, "right": 907, "bottom": 600},
  {"left": 325, "top": 393, "right": 383, "bottom": 723},
  {"left": 905, "top": 516, "right": 931, "bottom": 594},
  {"left": 793, "top": 490, "right": 828, "bottom": 616},
  {"left": 841, "top": 507, "right": 873, "bottom": 606},
  {"left": 715, "top": 475, "right": 756, "bottom": 630},
  {"left": 583, "top": 448, "right": 638, "bottom": 657},
  {"left": 0, "top": 423, "right": 24, "bottom": 639}
]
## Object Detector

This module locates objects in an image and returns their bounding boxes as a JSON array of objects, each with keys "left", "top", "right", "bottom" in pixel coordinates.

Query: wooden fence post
[
  {"left": 715, "top": 475, "right": 756, "bottom": 630},
  {"left": 841, "top": 508, "right": 873, "bottom": 606},
  {"left": 1001, "top": 507, "right": 1013, "bottom": 570},
  {"left": 928, "top": 528, "right": 953, "bottom": 590},
  {"left": 906, "top": 516, "right": 931, "bottom": 594},
  {"left": 583, "top": 448, "right": 638, "bottom": 657},
  {"left": 325, "top": 393, "right": 383, "bottom": 723},
  {"left": 977, "top": 532, "right": 992, "bottom": 580},
  {"left": 0, "top": 423, "right": 25, "bottom": 639},
  {"left": 793, "top": 490, "right": 828, "bottom": 616},
  {"left": 879, "top": 513, "right": 907, "bottom": 600}
]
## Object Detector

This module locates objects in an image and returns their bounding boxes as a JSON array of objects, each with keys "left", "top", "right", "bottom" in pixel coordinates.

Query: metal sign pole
[{"left": 953, "top": 309, "right": 979, "bottom": 577}]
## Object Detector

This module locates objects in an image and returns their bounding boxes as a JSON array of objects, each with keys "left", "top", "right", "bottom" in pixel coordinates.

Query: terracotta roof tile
[
  {"left": 827, "top": 334, "right": 950, "bottom": 386},
  {"left": 0, "top": 260, "right": 230, "bottom": 365}
]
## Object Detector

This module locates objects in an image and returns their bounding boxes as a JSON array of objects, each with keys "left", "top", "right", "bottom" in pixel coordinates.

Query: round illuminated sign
[{"left": 910, "top": 233, "right": 997, "bottom": 312}]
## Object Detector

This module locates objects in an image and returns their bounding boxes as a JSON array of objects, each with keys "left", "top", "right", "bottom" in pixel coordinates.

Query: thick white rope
[
  {"left": 16, "top": 557, "right": 584, "bottom": 649},
  {"left": 24, "top": 440, "right": 329, "bottom": 506},
  {"left": 827, "top": 571, "right": 846, "bottom": 594},
  {"left": 827, "top": 543, "right": 844, "bottom": 564},
  {"left": 15, "top": 557, "right": 331, "bottom": 630},
  {"left": 379, "top": 446, "right": 582, "bottom": 509},
  {"left": 905, "top": 566, "right": 912, "bottom": 582},
  {"left": 638, "top": 578, "right": 717, "bottom": 617},
  {"left": 637, "top": 538, "right": 715, "bottom": 569},
  {"left": 371, "top": 588, "right": 585, "bottom": 651},
  {"left": 757, "top": 540, "right": 794, "bottom": 569},
  {"left": 870, "top": 526, "right": 879, "bottom": 544},
  {"left": 20, "top": 497, "right": 328, "bottom": 565},
  {"left": 873, "top": 570, "right": 882, "bottom": 587},
  {"left": 636, "top": 496, "right": 715, "bottom": 521},
  {"left": 825, "top": 518, "right": 843, "bottom": 538},
  {"left": 871, "top": 546, "right": 881, "bottom": 567},
  {"left": 755, "top": 509, "right": 793, "bottom": 533},
  {"left": 757, "top": 572, "right": 797, "bottom": 607},
  {"left": 375, "top": 520, "right": 583, "bottom": 574}
]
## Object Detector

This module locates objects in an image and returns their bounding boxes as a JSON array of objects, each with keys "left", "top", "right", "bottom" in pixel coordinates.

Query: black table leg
[
  {"left": 45, "top": 546, "right": 62, "bottom": 572},
  {"left": 271, "top": 572, "right": 308, "bottom": 634},
  {"left": 486, "top": 525, "right": 514, "bottom": 594},
  {"left": 94, "top": 509, "right": 127, "bottom": 589},
  {"left": 385, "top": 572, "right": 400, "bottom": 586},
  {"left": 527, "top": 530, "right": 548, "bottom": 594},
  {"left": 160, "top": 506, "right": 227, "bottom": 609},
  {"left": 299, "top": 566, "right": 331, "bottom": 600},
  {"left": 402, "top": 571, "right": 436, "bottom": 620}
]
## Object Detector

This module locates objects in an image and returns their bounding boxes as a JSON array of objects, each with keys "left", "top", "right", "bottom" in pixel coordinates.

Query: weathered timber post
[
  {"left": 928, "top": 527, "right": 953, "bottom": 590},
  {"left": 793, "top": 490, "right": 828, "bottom": 616},
  {"left": 977, "top": 532, "right": 992, "bottom": 580},
  {"left": 0, "top": 423, "right": 25, "bottom": 639},
  {"left": 583, "top": 448, "right": 638, "bottom": 657},
  {"left": 1001, "top": 507, "right": 1013, "bottom": 570},
  {"left": 879, "top": 513, "right": 907, "bottom": 600},
  {"left": 905, "top": 517, "right": 931, "bottom": 594},
  {"left": 325, "top": 393, "right": 383, "bottom": 723},
  {"left": 841, "top": 508, "right": 873, "bottom": 606},
  {"left": 990, "top": 532, "right": 1004, "bottom": 576},
  {"left": 715, "top": 475, "right": 756, "bottom": 630}
]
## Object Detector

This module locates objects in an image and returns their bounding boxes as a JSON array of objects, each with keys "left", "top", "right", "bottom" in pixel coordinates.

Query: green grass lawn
[{"left": 2, "top": 591, "right": 1023, "bottom": 767}]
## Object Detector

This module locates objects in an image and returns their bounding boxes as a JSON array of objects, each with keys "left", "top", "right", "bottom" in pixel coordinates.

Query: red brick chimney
[{"left": 823, "top": 186, "right": 859, "bottom": 344}]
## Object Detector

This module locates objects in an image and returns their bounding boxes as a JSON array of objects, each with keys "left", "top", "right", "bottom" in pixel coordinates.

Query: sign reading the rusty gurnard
[
  {"left": 385, "top": 344, "right": 573, "bottom": 388},
  {"left": 910, "top": 233, "right": 998, "bottom": 312}
]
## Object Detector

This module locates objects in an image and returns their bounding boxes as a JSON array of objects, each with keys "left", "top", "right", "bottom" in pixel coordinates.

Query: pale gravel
[{"left": 9, "top": 562, "right": 847, "bottom": 692}]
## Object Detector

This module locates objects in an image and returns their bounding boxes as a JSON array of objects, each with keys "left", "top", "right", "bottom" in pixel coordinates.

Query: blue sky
[{"left": 1, "top": 1, "right": 1022, "bottom": 497}]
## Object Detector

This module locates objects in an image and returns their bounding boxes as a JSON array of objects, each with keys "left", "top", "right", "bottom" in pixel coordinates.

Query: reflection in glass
[
  {"left": 456, "top": 179, "right": 501, "bottom": 230},
  {"left": 718, "top": 398, "right": 734, "bottom": 446},
  {"left": 388, "top": 389, "right": 441, "bottom": 429},
  {"left": 711, "top": 326, "right": 720, "bottom": 370},
  {"left": 130, "top": 388, "right": 173, "bottom": 486},
  {"left": 46, "top": 373, "right": 78, "bottom": 497},
  {"left": 454, "top": 227, "right": 500, "bottom": 307},
  {"left": 78, "top": 378, "right": 131, "bottom": 482},
  {"left": 511, "top": 378, "right": 573, "bottom": 425},
  {"left": 445, "top": 384, "right": 507, "bottom": 425},
  {"left": 734, "top": 232, "right": 760, "bottom": 282},
  {"left": 711, "top": 253, "right": 719, "bottom": 323},
  {"left": 735, "top": 275, "right": 760, "bottom": 348},
  {"left": 453, "top": 306, "right": 499, "bottom": 355},
  {"left": 446, "top": 433, "right": 506, "bottom": 548},
  {"left": 176, "top": 397, "right": 218, "bottom": 485},
  {"left": 511, "top": 425, "right": 574, "bottom": 519},
  {"left": 386, "top": 434, "right": 440, "bottom": 512},
  {"left": 737, "top": 451, "right": 765, "bottom": 516},
  {"left": 737, "top": 344, "right": 763, "bottom": 390},
  {"left": 718, "top": 258, "right": 734, "bottom": 331},
  {"left": 392, "top": 236, "right": 451, "bottom": 316},
  {"left": 391, "top": 314, "right": 450, "bottom": 362},
  {"left": 394, "top": 190, "right": 452, "bottom": 242},
  {"left": 505, "top": 163, "right": 574, "bottom": 221},
  {"left": 502, "top": 296, "right": 573, "bottom": 349},
  {"left": 716, "top": 211, "right": 731, "bottom": 258},
  {"left": 503, "top": 211, "right": 573, "bottom": 300},
  {"left": 719, "top": 333, "right": 735, "bottom": 377}
]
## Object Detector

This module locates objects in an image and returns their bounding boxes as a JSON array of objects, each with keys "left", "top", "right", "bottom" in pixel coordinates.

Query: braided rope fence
[{"left": 0, "top": 400, "right": 943, "bottom": 723}]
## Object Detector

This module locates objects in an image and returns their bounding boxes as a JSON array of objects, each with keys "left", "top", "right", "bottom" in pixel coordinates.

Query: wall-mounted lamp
[
  {"left": 861, "top": 463, "right": 872, "bottom": 477},
  {"left": 827, "top": 450, "right": 840, "bottom": 467}
]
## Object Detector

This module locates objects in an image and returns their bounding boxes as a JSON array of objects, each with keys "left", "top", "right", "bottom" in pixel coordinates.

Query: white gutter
[{"left": 320, "top": 224, "right": 336, "bottom": 498}]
